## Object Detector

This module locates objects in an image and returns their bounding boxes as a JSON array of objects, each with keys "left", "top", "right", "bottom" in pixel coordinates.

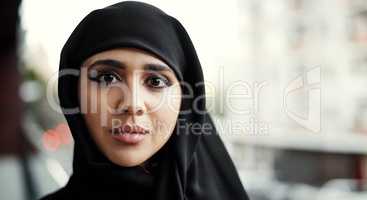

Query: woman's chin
[{"left": 107, "top": 150, "right": 150, "bottom": 167}]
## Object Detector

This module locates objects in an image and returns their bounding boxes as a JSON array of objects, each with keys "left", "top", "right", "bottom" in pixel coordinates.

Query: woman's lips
[{"left": 109, "top": 124, "right": 150, "bottom": 144}]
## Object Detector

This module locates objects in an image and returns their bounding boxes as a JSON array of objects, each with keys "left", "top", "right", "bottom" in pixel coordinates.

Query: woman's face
[{"left": 79, "top": 48, "right": 182, "bottom": 167}]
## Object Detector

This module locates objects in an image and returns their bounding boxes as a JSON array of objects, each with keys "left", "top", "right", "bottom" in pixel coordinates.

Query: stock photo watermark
[
  {"left": 284, "top": 67, "right": 321, "bottom": 133},
  {"left": 43, "top": 66, "right": 321, "bottom": 151}
]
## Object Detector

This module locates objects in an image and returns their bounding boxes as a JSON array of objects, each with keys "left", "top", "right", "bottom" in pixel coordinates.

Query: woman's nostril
[
  {"left": 116, "top": 106, "right": 145, "bottom": 115},
  {"left": 116, "top": 107, "right": 129, "bottom": 115},
  {"left": 136, "top": 108, "right": 144, "bottom": 115}
]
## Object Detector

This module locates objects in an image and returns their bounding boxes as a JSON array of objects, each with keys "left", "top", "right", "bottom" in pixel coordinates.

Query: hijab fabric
[{"left": 41, "top": 1, "right": 250, "bottom": 200}]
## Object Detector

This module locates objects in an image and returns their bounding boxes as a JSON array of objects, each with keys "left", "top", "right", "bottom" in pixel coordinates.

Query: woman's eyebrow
[
  {"left": 88, "top": 59, "right": 126, "bottom": 69},
  {"left": 88, "top": 59, "right": 173, "bottom": 73},
  {"left": 143, "top": 63, "right": 173, "bottom": 73}
]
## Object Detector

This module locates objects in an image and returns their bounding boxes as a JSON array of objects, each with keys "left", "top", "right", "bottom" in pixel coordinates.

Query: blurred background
[{"left": 1, "top": 0, "right": 367, "bottom": 199}]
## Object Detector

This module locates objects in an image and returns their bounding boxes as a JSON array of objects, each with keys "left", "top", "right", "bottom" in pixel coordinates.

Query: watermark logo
[{"left": 284, "top": 67, "right": 321, "bottom": 133}]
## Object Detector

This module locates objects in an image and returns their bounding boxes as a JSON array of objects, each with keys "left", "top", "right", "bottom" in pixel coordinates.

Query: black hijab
[{"left": 41, "top": 1, "right": 249, "bottom": 200}]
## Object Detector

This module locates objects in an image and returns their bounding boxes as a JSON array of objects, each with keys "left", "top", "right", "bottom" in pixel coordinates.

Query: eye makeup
[
  {"left": 143, "top": 73, "right": 172, "bottom": 89},
  {"left": 87, "top": 68, "right": 123, "bottom": 86},
  {"left": 87, "top": 67, "right": 174, "bottom": 89}
]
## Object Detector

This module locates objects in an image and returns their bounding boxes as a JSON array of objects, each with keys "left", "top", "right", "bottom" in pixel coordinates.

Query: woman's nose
[
  {"left": 117, "top": 85, "right": 146, "bottom": 116},
  {"left": 121, "top": 105, "right": 145, "bottom": 116}
]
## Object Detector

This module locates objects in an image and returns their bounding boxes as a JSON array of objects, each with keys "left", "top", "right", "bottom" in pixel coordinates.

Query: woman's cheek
[
  {"left": 166, "top": 85, "right": 182, "bottom": 114},
  {"left": 144, "top": 90, "right": 167, "bottom": 112}
]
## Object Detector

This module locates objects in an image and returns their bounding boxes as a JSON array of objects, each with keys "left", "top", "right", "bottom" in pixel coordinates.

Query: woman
[{"left": 41, "top": 1, "right": 249, "bottom": 199}]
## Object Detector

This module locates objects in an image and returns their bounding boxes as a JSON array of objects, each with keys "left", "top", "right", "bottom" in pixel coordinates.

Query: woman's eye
[
  {"left": 89, "top": 72, "right": 120, "bottom": 85},
  {"left": 145, "top": 75, "right": 171, "bottom": 89},
  {"left": 98, "top": 74, "right": 120, "bottom": 85}
]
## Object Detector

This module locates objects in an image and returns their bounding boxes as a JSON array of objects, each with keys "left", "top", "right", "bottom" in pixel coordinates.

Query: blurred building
[{"left": 218, "top": 0, "right": 367, "bottom": 199}]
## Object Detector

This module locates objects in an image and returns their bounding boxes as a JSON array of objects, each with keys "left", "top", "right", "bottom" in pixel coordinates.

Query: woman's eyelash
[
  {"left": 88, "top": 70, "right": 121, "bottom": 85},
  {"left": 144, "top": 74, "right": 172, "bottom": 89},
  {"left": 87, "top": 70, "right": 173, "bottom": 88}
]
